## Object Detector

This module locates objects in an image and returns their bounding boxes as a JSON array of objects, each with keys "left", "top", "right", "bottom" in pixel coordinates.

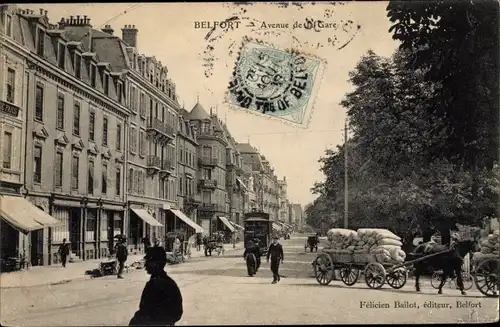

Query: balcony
[
  {"left": 197, "top": 131, "right": 227, "bottom": 145},
  {"left": 185, "top": 194, "right": 202, "bottom": 206},
  {"left": 160, "top": 158, "right": 175, "bottom": 179},
  {"left": 199, "top": 179, "right": 217, "bottom": 189},
  {"left": 146, "top": 118, "right": 175, "bottom": 144},
  {"left": 146, "top": 155, "right": 161, "bottom": 174},
  {"left": 198, "top": 156, "right": 218, "bottom": 167}
]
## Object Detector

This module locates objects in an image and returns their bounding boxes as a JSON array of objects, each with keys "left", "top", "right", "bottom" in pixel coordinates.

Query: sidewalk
[{"left": 0, "top": 243, "right": 243, "bottom": 288}]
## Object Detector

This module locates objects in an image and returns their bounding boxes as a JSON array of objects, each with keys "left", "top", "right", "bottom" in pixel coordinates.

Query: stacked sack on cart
[
  {"left": 479, "top": 229, "right": 500, "bottom": 256},
  {"left": 325, "top": 228, "right": 406, "bottom": 264}
]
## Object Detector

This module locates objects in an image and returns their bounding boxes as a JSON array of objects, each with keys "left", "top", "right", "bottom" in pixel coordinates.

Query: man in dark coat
[
  {"left": 58, "top": 238, "right": 70, "bottom": 267},
  {"left": 243, "top": 240, "right": 261, "bottom": 276},
  {"left": 129, "top": 246, "right": 183, "bottom": 326},
  {"left": 266, "top": 236, "right": 284, "bottom": 284},
  {"left": 115, "top": 237, "right": 128, "bottom": 279}
]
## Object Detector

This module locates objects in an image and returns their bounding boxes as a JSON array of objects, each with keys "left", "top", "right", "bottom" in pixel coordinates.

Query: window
[
  {"left": 116, "top": 166, "right": 121, "bottom": 196},
  {"left": 102, "top": 117, "right": 108, "bottom": 146},
  {"left": 129, "top": 127, "right": 136, "bottom": 153},
  {"left": 90, "top": 64, "right": 96, "bottom": 87},
  {"left": 139, "top": 92, "right": 146, "bottom": 117},
  {"left": 6, "top": 68, "right": 15, "bottom": 103},
  {"left": 58, "top": 43, "right": 66, "bottom": 69},
  {"left": 74, "top": 54, "right": 82, "bottom": 79},
  {"left": 6, "top": 14, "right": 12, "bottom": 37},
  {"left": 130, "top": 86, "right": 136, "bottom": 112},
  {"left": 88, "top": 160, "right": 94, "bottom": 194},
  {"left": 73, "top": 101, "right": 80, "bottom": 136},
  {"left": 102, "top": 163, "right": 107, "bottom": 194},
  {"left": 56, "top": 94, "right": 65, "bottom": 130},
  {"left": 128, "top": 168, "right": 133, "bottom": 193},
  {"left": 104, "top": 74, "right": 109, "bottom": 95},
  {"left": 54, "top": 152, "right": 63, "bottom": 187},
  {"left": 33, "top": 145, "right": 42, "bottom": 183},
  {"left": 134, "top": 171, "right": 139, "bottom": 194},
  {"left": 89, "top": 111, "right": 95, "bottom": 141},
  {"left": 117, "top": 82, "right": 123, "bottom": 102},
  {"left": 71, "top": 155, "right": 79, "bottom": 189},
  {"left": 2, "top": 131, "right": 12, "bottom": 169},
  {"left": 138, "top": 130, "right": 144, "bottom": 156},
  {"left": 179, "top": 176, "right": 183, "bottom": 193},
  {"left": 35, "top": 84, "right": 44, "bottom": 121},
  {"left": 36, "top": 29, "right": 45, "bottom": 56},
  {"left": 116, "top": 124, "right": 122, "bottom": 151}
]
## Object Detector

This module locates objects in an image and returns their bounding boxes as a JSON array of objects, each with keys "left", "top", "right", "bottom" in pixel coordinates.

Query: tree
[{"left": 386, "top": 0, "right": 499, "bottom": 169}]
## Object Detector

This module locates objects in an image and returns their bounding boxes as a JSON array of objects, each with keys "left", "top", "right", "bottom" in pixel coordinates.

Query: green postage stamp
[{"left": 226, "top": 37, "right": 324, "bottom": 127}]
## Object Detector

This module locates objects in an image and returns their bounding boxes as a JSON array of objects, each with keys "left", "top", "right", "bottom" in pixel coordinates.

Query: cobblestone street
[{"left": 1, "top": 236, "right": 498, "bottom": 325}]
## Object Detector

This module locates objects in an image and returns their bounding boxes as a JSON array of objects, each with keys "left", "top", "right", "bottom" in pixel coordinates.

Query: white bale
[{"left": 377, "top": 238, "right": 403, "bottom": 247}]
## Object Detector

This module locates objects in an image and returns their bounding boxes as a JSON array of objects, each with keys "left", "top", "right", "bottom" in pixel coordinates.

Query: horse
[{"left": 413, "top": 239, "right": 479, "bottom": 295}]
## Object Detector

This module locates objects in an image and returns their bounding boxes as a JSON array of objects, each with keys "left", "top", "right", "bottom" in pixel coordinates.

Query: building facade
[
  {"left": 291, "top": 203, "right": 304, "bottom": 229},
  {"left": 0, "top": 5, "right": 29, "bottom": 264},
  {"left": 1, "top": 8, "right": 131, "bottom": 267},
  {"left": 278, "top": 178, "right": 289, "bottom": 223},
  {"left": 187, "top": 103, "right": 228, "bottom": 235},
  {"left": 60, "top": 20, "right": 182, "bottom": 251},
  {"left": 176, "top": 109, "right": 199, "bottom": 225}
]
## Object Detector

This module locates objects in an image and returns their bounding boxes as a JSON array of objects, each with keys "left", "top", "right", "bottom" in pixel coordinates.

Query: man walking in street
[
  {"left": 115, "top": 237, "right": 128, "bottom": 279},
  {"left": 58, "top": 238, "right": 70, "bottom": 268},
  {"left": 266, "top": 236, "right": 284, "bottom": 284},
  {"left": 129, "top": 246, "right": 183, "bottom": 326}
]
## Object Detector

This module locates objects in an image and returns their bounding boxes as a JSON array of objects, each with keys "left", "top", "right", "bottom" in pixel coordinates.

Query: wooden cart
[
  {"left": 312, "top": 248, "right": 452, "bottom": 289},
  {"left": 473, "top": 254, "right": 499, "bottom": 297}
]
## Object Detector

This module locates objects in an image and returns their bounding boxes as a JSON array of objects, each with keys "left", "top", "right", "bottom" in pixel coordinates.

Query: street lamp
[{"left": 344, "top": 118, "right": 349, "bottom": 229}]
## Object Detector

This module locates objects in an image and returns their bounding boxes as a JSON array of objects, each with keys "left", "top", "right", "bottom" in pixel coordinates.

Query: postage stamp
[{"left": 226, "top": 37, "right": 325, "bottom": 127}]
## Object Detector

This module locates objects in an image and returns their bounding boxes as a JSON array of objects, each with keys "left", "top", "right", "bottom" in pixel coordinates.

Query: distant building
[
  {"left": 291, "top": 203, "right": 304, "bottom": 229},
  {"left": 278, "top": 178, "right": 289, "bottom": 223}
]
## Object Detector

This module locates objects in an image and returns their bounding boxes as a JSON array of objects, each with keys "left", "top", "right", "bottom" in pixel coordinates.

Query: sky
[{"left": 26, "top": 2, "right": 399, "bottom": 207}]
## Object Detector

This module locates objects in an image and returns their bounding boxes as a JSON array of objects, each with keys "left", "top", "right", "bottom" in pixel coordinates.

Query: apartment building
[
  {"left": 278, "top": 178, "right": 289, "bottom": 223},
  {"left": 0, "top": 7, "right": 132, "bottom": 267}
]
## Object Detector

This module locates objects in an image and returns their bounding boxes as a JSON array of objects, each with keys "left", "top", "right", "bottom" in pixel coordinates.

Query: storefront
[
  {"left": 167, "top": 209, "right": 204, "bottom": 240},
  {"left": 0, "top": 195, "right": 60, "bottom": 270},
  {"left": 128, "top": 207, "right": 163, "bottom": 252}
]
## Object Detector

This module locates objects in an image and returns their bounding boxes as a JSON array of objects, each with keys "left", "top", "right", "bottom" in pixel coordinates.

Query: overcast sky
[{"left": 26, "top": 2, "right": 399, "bottom": 206}]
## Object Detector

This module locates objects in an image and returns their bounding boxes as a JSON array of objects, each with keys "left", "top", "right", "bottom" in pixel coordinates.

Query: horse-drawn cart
[
  {"left": 313, "top": 248, "right": 455, "bottom": 290},
  {"left": 473, "top": 254, "right": 499, "bottom": 297}
]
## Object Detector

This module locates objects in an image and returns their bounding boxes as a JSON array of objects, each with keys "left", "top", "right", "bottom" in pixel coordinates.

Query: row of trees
[{"left": 306, "top": 0, "right": 499, "bottom": 250}]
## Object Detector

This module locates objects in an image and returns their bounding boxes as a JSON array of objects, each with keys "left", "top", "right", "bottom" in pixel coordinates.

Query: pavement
[
  {"left": 0, "top": 243, "right": 243, "bottom": 288},
  {"left": 1, "top": 235, "right": 498, "bottom": 325}
]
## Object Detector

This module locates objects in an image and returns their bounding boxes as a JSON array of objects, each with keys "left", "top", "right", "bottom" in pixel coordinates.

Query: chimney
[
  {"left": 76, "top": 15, "right": 81, "bottom": 25},
  {"left": 44, "top": 10, "right": 48, "bottom": 17},
  {"left": 70, "top": 15, "right": 74, "bottom": 24},
  {"left": 122, "top": 24, "right": 138, "bottom": 48},
  {"left": 102, "top": 24, "right": 114, "bottom": 35},
  {"left": 39, "top": 8, "right": 44, "bottom": 15}
]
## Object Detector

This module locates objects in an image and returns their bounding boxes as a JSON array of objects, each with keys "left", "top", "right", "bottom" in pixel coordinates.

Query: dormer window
[
  {"left": 117, "top": 81, "right": 123, "bottom": 102},
  {"left": 90, "top": 63, "right": 96, "bottom": 87},
  {"left": 36, "top": 28, "right": 45, "bottom": 56},
  {"left": 5, "top": 14, "right": 12, "bottom": 37},
  {"left": 74, "top": 53, "right": 82, "bottom": 79},
  {"left": 57, "top": 42, "right": 66, "bottom": 69},
  {"left": 104, "top": 73, "right": 109, "bottom": 95}
]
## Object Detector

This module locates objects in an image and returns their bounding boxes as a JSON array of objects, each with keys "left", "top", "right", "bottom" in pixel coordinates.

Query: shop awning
[
  {"left": 236, "top": 178, "right": 247, "bottom": 191},
  {"left": 230, "top": 221, "right": 244, "bottom": 230},
  {"left": 0, "top": 195, "right": 60, "bottom": 234},
  {"left": 272, "top": 222, "right": 282, "bottom": 231},
  {"left": 131, "top": 208, "right": 163, "bottom": 227},
  {"left": 218, "top": 216, "right": 235, "bottom": 232},
  {"left": 169, "top": 209, "right": 204, "bottom": 233}
]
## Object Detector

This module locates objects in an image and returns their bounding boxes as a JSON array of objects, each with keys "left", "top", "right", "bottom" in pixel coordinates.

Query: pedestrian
[
  {"left": 266, "top": 236, "right": 284, "bottom": 284},
  {"left": 196, "top": 233, "right": 202, "bottom": 251},
  {"left": 58, "top": 238, "right": 70, "bottom": 268},
  {"left": 115, "top": 237, "right": 128, "bottom": 279},
  {"left": 243, "top": 240, "right": 261, "bottom": 276},
  {"left": 142, "top": 236, "right": 151, "bottom": 253},
  {"left": 129, "top": 246, "right": 183, "bottom": 326}
]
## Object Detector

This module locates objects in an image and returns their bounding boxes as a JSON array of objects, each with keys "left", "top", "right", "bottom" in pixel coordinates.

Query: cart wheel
[
  {"left": 340, "top": 266, "right": 360, "bottom": 286},
  {"left": 364, "top": 262, "right": 386, "bottom": 289},
  {"left": 386, "top": 268, "right": 407, "bottom": 289},
  {"left": 313, "top": 253, "right": 334, "bottom": 285},
  {"left": 430, "top": 271, "right": 443, "bottom": 289},
  {"left": 474, "top": 258, "right": 499, "bottom": 297},
  {"left": 457, "top": 271, "right": 474, "bottom": 291}
]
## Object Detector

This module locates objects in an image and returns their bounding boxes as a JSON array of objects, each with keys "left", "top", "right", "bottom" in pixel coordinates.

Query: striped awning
[
  {"left": 272, "top": 222, "right": 282, "bottom": 231},
  {"left": 218, "top": 216, "right": 235, "bottom": 232},
  {"left": 0, "top": 195, "right": 60, "bottom": 234},
  {"left": 169, "top": 209, "right": 203, "bottom": 233},
  {"left": 131, "top": 208, "right": 163, "bottom": 227},
  {"left": 230, "top": 221, "right": 244, "bottom": 230}
]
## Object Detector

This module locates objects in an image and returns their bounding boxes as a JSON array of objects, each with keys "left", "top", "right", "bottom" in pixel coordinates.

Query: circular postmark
[{"left": 228, "top": 43, "right": 317, "bottom": 116}]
